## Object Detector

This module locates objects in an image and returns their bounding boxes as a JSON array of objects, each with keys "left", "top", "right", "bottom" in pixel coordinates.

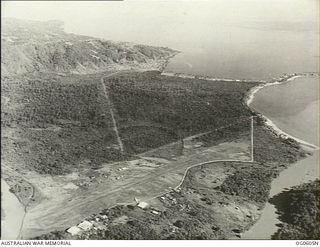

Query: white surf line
[
  {"left": 91, "top": 72, "right": 315, "bottom": 208},
  {"left": 133, "top": 73, "right": 319, "bottom": 204},
  {"left": 18, "top": 182, "right": 35, "bottom": 239},
  {"left": 161, "top": 71, "right": 266, "bottom": 83},
  {"left": 246, "top": 74, "right": 320, "bottom": 151},
  {"left": 17, "top": 206, "right": 27, "bottom": 239},
  {"left": 100, "top": 77, "right": 124, "bottom": 153},
  {"left": 263, "top": 117, "right": 319, "bottom": 150},
  {"left": 2, "top": 165, "right": 35, "bottom": 240},
  {"left": 251, "top": 116, "right": 254, "bottom": 162},
  {"left": 246, "top": 75, "right": 303, "bottom": 106}
]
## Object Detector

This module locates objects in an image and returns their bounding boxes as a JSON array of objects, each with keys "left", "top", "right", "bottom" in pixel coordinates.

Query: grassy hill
[{"left": 2, "top": 18, "right": 178, "bottom": 76}]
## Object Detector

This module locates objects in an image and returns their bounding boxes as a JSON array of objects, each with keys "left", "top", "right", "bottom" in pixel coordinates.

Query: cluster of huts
[
  {"left": 66, "top": 214, "right": 108, "bottom": 236},
  {"left": 66, "top": 200, "right": 162, "bottom": 236}
]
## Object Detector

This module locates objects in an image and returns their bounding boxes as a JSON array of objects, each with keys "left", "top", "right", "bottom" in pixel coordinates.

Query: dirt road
[
  {"left": 99, "top": 77, "right": 124, "bottom": 153},
  {"left": 21, "top": 140, "right": 250, "bottom": 238},
  {"left": 19, "top": 71, "right": 252, "bottom": 238}
]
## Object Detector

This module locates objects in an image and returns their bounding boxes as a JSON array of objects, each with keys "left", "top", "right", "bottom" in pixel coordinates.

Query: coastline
[
  {"left": 4, "top": 65, "right": 319, "bottom": 239},
  {"left": 161, "top": 71, "right": 266, "bottom": 83},
  {"left": 1, "top": 179, "right": 26, "bottom": 240},
  {"left": 1, "top": 51, "right": 179, "bottom": 240},
  {"left": 241, "top": 150, "right": 319, "bottom": 239},
  {"left": 241, "top": 73, "right": 319, "bottom": 239},
  {"left": 245, "top": 73, "right": 320, "bottom": 151}
]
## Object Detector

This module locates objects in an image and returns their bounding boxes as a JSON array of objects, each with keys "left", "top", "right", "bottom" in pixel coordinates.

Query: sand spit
[{"left": 161, "top": 71, "right": 266, "bottom": 83}]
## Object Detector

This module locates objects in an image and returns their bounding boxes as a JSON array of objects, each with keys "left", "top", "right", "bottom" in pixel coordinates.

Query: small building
[
  {"left": 137, "top": 201, "right": 149, "bottom": 209},
  {"left": 151, "top": 210, "right": 159, "bottom": 215},
  {"left": 100, "top": 214, "right": 108, "bottom": 220},
  {"left": 66, "top": 226, "right": 82, "bottom": 236},
  {"left": 78, "top": 220, "right": 93, "bottom": 231},
  {"left": 194, "top": 142, "right": 203, "bottom": 148},
  {"left": 93, "top": 222, "right": 108, "bottom": 230}
]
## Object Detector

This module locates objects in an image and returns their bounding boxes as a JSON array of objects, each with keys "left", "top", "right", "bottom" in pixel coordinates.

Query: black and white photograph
[{"left": 1, "top": 0, "right": 319, "bottom": 243}]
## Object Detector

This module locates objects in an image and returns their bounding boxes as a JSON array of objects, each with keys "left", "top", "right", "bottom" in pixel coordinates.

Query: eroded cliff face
[{"left": 1, "top": 18, "right": 178, "bottom": 76}]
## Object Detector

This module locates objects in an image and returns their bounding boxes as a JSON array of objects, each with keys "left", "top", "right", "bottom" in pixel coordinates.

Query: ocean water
[
  {"left": 162, "top": 5, "right": 319, "bottom": 81},
  {"left": 166, "top": 19, "right": 320, "bottom": 238},
  {"left": 242, "top": 150, "right": 319, "bottom": 239},
  {"left": 4, "top": 1, "right": 319, "bottom": 80},
  {"left": 165, "top": 26, "right": 319, "bottom": 80},
  {"left": 2, "top": 0, "right": 319, "bottom": 240},
  {"left": 250, "top": 76, "right": 319, "bottom": 146},
  {"left": 1, "top": 179, "right": 25, "bottom": 239},
  {"left": 241, "top": 76, "right": 319, "bottom": 239}
]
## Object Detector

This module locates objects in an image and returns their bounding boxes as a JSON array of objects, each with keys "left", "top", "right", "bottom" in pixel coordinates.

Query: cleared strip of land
[
  {"left": 99, "top": 77, "right": 124, "bottom": 153},
  {"left": 21, "top": 136, "right": 251, "bottom": 238}
]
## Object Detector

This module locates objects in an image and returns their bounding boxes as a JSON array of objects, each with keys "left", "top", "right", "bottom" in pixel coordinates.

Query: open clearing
[
  {"left": 1, "top": 71, "right": 263, "bottom": 238},
  {"left": 21, "top": 132, "right": 251, "bottom": 238}
]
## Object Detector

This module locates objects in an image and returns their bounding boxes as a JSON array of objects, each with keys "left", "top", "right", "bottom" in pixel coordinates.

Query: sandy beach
[
  {"left": 246, "top": 74, "right": 319, "bottom": 150},
  {"left": 1, "top": 179, "right": 26, "bottom": 239},
  {"left": 242, "top": 74, "right": 319, "bottom": 239}
]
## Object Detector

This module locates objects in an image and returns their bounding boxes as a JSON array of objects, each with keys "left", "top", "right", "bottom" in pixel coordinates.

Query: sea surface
[
  {"left": 1, "top": 179, "right": 25, "bottom": 239},
  {"left": 166, "top": 29, "right": 319, "bottom": 238},
  {"left": 64, "top": 1, "right": 319, "bottom": 81},
  {"left": 241, "top": 76, "right": 319, "bottom": 239},
  {"left": 164, "top": 24, "right": 319, "bottom": 80},
  {"left": 2, "top": 0, "right": 319, "bottom": 240},
  {"left": 251, "top": 76, "right": 319, "bottom": 146},
  {"left": 242, "top": 150, "right": 319, "bottom": 239}
]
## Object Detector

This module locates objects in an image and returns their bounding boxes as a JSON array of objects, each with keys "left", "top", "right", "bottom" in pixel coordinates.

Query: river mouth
[
  {"left": 242, "top": 150, "right": 319, "bottom": 239},
  {"left": 241, "top": 75, "right": 319, "bottom": 239},
  {"left": 1, "top": 179, "right": 25, "bottom": 240}
]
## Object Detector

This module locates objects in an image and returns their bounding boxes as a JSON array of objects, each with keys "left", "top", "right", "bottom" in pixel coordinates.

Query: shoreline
[
  {"left": 241, "top": 73, "right": 319, "bottom": 239},
  {"left": 245, "top": 73, "right": 320, "bottom": 151},
  {"left": 161, "top": 71, "right": 266, "bottom": 83},
  {"left": 4, "top": 66, "right": 319, "bottom": 239},
  {"left": 1, "top": 179, "right": 26, "bottom": 240}
]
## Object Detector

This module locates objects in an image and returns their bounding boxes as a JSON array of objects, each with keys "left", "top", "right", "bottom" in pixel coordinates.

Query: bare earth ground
[
  {"left": 2, "top": 70, "right": 306, "bottom": 239},
  {"left": 20, "top": 131, "right": 251, "bottom": 238}
]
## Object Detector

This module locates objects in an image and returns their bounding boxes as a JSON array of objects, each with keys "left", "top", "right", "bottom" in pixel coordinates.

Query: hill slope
[{"left": 1, "top": 18, "right": 178, "bottom": 76}]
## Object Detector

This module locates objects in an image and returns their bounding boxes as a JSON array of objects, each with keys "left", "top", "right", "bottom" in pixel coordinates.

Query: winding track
[
  {"left": 19, "top": 72, "right": 319, "bottom": 238},
  {"left": 19, "top": 71, "right": 255, "bottom": 238}
]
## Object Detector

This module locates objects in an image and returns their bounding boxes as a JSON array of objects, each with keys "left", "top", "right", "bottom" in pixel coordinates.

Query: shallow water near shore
[
  {"left": 164, "top": 26, "right": 318, "bottom": 81},
  {"left": 242, "top": 151, "right": 319, "bottom": 239},
  {"left": 241, "top": 76, "right": 319, "bottom": 239},
  {"left": 250, "top": 76, "right": 319, "bottom": 146},
  {"left": 1, "top": 179, "right": 25, "bottom": 239}
]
